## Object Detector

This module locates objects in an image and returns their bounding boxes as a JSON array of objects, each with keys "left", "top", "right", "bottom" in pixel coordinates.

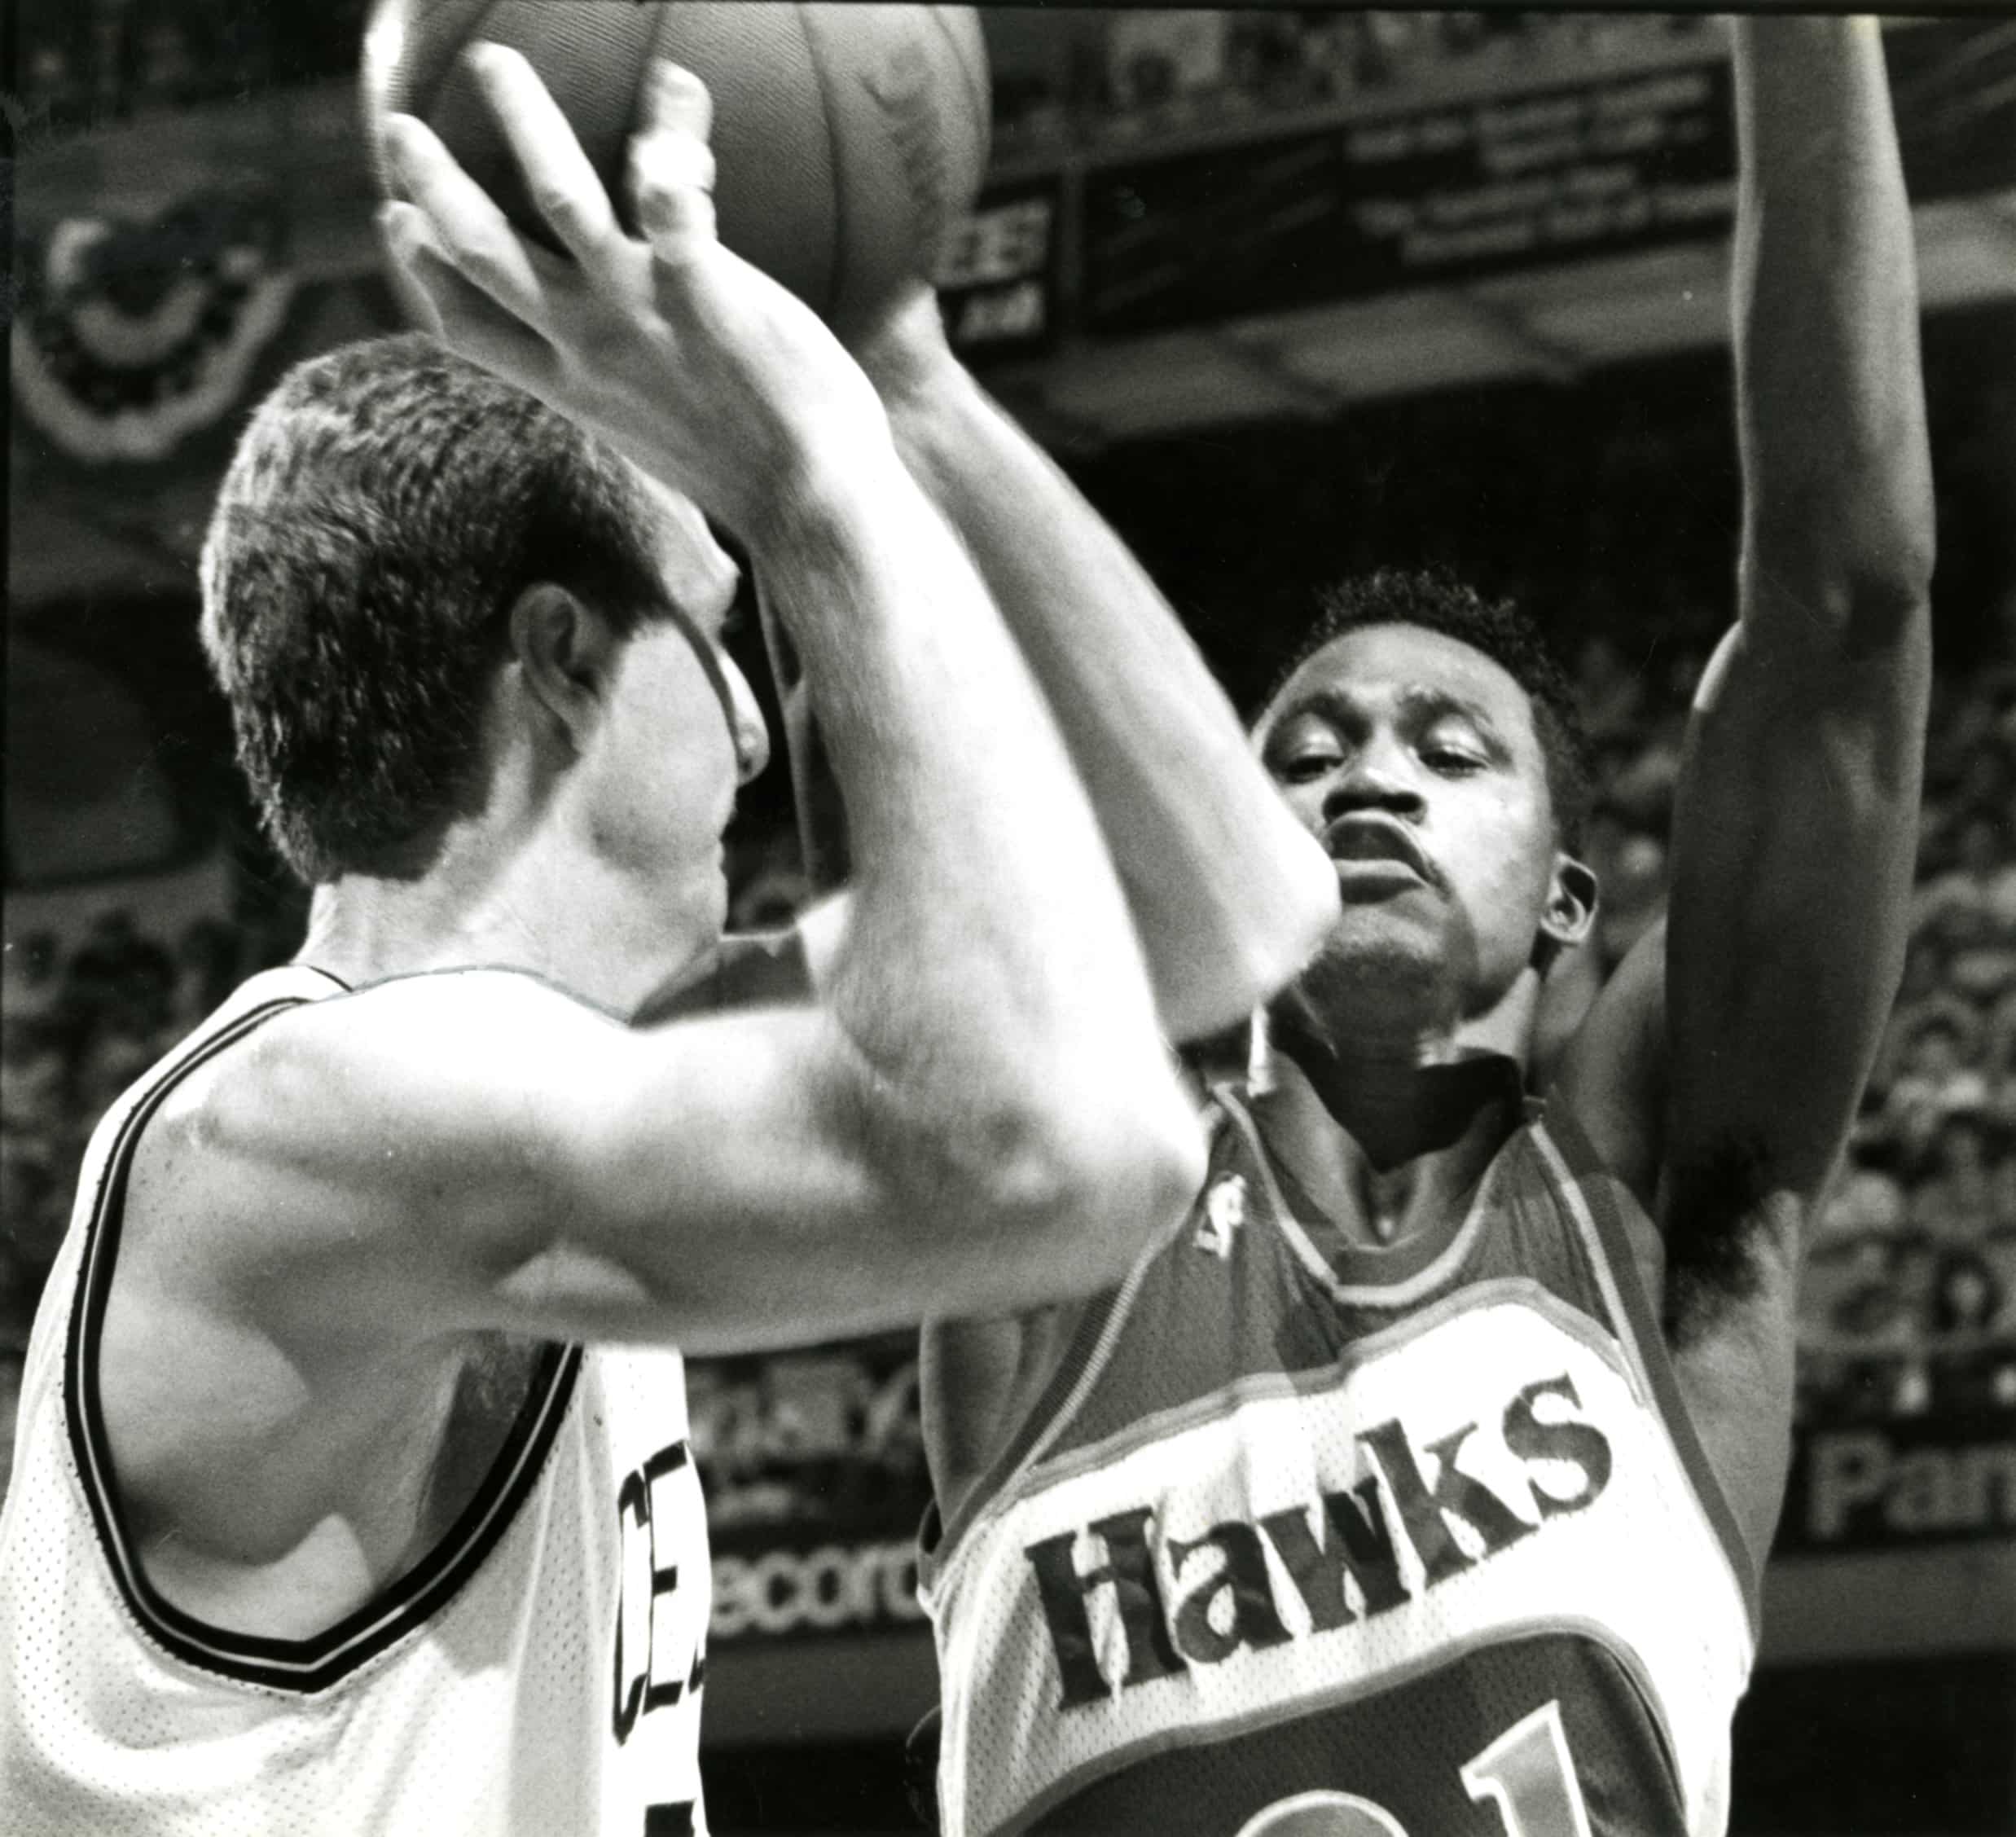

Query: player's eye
[{"left": 1276, "top": 748, "right": 1342, "bottom": 783}]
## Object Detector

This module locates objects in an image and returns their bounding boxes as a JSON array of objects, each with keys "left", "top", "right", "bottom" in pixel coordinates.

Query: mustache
[{"left": 1320, "top": 813, "right": 1444, "bottom": 890}]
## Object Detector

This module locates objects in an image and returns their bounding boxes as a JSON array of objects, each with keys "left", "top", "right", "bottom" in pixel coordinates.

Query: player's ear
[
  {"left": 1537, "top": 850, "right": 1599, "bottom": 958},
  {"left": 509, "top": 582, "right": 619, "bottom": 748}
]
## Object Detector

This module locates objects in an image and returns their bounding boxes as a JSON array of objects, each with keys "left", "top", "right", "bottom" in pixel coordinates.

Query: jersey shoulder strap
[{"left": 1530, "top": 1097, "right": 1767, "bottom": 1628}]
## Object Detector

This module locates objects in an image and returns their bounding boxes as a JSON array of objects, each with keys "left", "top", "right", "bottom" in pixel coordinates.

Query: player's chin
[{"left": 1298, "top": 910, "right": 1448, "bottom": 1008}]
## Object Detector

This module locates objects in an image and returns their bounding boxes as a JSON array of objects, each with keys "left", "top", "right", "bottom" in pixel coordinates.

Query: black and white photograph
[{"left": 4, "top": 4, "right": 2014, "bottom": 1833}]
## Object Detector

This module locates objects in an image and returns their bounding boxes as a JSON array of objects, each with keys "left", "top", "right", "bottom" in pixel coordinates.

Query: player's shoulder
[{"left": 166, "top": 965, "right": 620, "bottom": 1181}]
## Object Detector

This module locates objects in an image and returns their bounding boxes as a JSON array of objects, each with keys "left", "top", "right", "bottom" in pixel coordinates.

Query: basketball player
[
  {"left": 900, "top": 19, "right": 1936, "bottom": 1835},
  {"left": 0, "top": 62, "right": 1221, "bottom": 1835}
]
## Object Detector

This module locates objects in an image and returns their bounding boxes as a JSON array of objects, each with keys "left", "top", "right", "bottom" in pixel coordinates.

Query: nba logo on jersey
[{"left": 1195, "top": 1173, "right": 1248, "bottom": 1260}]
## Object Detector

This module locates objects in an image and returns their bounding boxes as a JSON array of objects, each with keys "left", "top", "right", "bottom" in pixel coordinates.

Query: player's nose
[{"left": 1323, "top": 741, "right": 1424, "bottom": 822}]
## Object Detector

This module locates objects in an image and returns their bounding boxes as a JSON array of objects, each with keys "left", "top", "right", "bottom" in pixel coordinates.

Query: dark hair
[
  {"left": 1262, "top": 567, "right": 1595, "bottom": 851},
  {"left": 200, "top": 333, "right": 674, "bottom": 882}
]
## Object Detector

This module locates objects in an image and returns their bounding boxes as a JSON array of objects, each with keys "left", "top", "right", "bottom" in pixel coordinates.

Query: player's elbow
[
  {"left": 1248, "top": 827, "right": 1343, "bottom": 1001},
  {"left": 941, "top": 1071, "right": 1206, "bottom": 1293},
  {"left": 1750, "top": 472, "right": 1935, "bottom": 656},
  {"left": 1158, "top": 826, "right": 1337, "bottom": 1044}
]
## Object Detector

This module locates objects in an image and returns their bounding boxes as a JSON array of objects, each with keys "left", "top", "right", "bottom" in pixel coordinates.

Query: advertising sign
[
  {"left": 689, "top": 1338, "right": 932, "bottom": 1645},
  {"left": 1084, "top": 59, "right": 1733, "bottom": 338},
  {"left": 1080, "top": 19, "right": 2016, "bottom": 341},
  {"left": 939, "top": 177, "right": 1066, "bottom": 362},
  {"left": 1776, "top": 1411, "right": 2016, "bottom": 1557}
]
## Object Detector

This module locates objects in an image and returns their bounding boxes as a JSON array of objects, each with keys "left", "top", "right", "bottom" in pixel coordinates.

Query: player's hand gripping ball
[{"left": 363, "top": 0, "right": 990, "bottom": 341}]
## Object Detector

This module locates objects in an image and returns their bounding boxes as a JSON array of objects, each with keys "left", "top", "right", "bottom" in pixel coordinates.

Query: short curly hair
[
  {"left": 1260, "top": 567, "right": 1595, "bottom": 851},
  {"left": 200, "top": 334, "right": 675, "bottom": 883}
]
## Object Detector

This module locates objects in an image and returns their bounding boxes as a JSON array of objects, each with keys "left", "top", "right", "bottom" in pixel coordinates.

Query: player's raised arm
[
  {"left": 1568, "top": 20, "right": 1934, "bottom": 1294},
  {"left": 250, "top": 55, "right": 1205, "bottom": 1351},
  {"left": 842, "top": 292, "right": 1339, "bottom": 1046}
]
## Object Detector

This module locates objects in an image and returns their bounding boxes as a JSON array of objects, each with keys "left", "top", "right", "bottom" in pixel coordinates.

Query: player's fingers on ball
[
  {"left": 397, "top": 234, "right": 560, "bottom": 398},
  {"left": 642, "top": 60, "right": 714, "bottom": 150},
  {"left": 632, "top": 142, "right": 718, "bottom": 259},
  {"left": 381, "top": 112, "right": 551, "bottom": 332},
  {"left": 377, "top": 203, "right": 448, "bottom": 336},
  {"left": 463, "top": 42, "right": 622, "bottom": 277}
]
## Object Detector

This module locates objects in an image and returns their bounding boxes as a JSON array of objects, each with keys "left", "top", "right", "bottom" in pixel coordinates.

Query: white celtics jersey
[
  {"left": 0, "top": 966, "right": 712, "bottom": 1836},
  {"left": 922, "top": 1089, "right": 1760, "bottom": 1837}
]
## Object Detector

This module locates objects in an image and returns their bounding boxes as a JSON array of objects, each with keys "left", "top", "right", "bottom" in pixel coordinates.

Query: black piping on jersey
[
  {"left": 1217, "top": 1086, "right": 1508, "bottom": 1305},
  {"left": 1530, "top": 1105, "right": 1763, "bottom": 1637},
  {"left": 922, "top": 1192, "right": 1198, "bottom": 1588},
  {"left": 922, "top": 1108, "right": 1249, "bottom": 1584},
  {"left": 64, "top": 987, "right": 584, "bottom": 1694}
]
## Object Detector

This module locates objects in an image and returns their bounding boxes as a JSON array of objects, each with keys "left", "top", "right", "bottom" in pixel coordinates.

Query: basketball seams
[
  {"left": 402, "top": 0, "right": 509, "bottom": 135},
  {"left": 933, "top": 9, "right": 992, "bottom": 189},
  {"left": 794, "top": 2, "right": 848, "bottom": 319},
  {"left": 374, "top": 1, "right": 982, "bottom": 331}
]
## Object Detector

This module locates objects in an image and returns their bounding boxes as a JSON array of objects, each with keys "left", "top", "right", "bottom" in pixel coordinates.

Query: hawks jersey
[
  {"left": 0, "top": 967, "right": 711, "bottom": 1837},
  {"left": 920, "top": 1085, "right": 1761, "bottom": 1837}
]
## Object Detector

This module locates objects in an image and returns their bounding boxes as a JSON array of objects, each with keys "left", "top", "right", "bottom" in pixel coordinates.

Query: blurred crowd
[
  {"left": 15, "top": 2, "right": 1709, "bottom": 147},
  {"left": 0, "top": 912, "right": 269, "bottom": 1346},
  {"left": 992, "top": 11, "right": 1720, "bottom": 157}
]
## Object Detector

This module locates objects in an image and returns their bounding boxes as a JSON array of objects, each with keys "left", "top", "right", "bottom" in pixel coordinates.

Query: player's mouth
[{"left": 1323, "top": 815, "right": 1436, "bottom": 890}]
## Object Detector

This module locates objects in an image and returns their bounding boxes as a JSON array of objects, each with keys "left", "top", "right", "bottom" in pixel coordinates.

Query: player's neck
[
  {"left": 1258, "top": 1007, "right": 1527, "bottom": 1174},
  {"left": 293, "top": 824, "right": 706, "bottom": 1016},
  {"left": 1250, "top": 1032, "right": 1525, "bottom": 1252}
]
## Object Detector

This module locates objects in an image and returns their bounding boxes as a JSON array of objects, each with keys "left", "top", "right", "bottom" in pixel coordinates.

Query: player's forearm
[
  {"left": 748, "top": 448, "right": 1199, "bottom": 1198},
  {"left": 883, "top": 361, "right": 1335, "bottom": 1043},
  {"left": 1732, "top": 17, "right": 1935, "bottom": 634}
]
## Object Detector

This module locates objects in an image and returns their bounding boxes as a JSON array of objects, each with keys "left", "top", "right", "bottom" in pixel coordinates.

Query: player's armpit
[{"left": 195, "top": 968, "right": 1201, "bottom": 1359}]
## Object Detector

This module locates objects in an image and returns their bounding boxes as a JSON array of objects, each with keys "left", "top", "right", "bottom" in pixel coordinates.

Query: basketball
[{"left": 362, "top": 1, "right": 989, "bottom": 341}]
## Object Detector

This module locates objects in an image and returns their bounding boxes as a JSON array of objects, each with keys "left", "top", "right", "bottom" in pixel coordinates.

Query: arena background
[{"left": 5, "top": 7, "right": 2014, "bottom": 1833}]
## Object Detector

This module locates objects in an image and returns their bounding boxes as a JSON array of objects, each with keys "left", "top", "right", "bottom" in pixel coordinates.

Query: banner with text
[
  {"left": 1775, "top": 1411, "right": 2016, "bottom": 1557},
  {"left": 1081, "top": 18, "right": 2016, "bottom": 341}
]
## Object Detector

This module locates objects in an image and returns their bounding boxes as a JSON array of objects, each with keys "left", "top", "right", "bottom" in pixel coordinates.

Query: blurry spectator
[
  {"left": 1109, "top": 12, "right": 1230, "bottom": 125},
  {"left": 1579, "top": 802, "right": 1667, "bottom": 973},
  {"left": 61, "top": 911, "right": 176, "bottom": 1043},
  {"left": 1913, "top": 811, "right": 2016, "bottom": 953},
  {"left": 1352, "top": 11, "right": 1432, "bottom": 90},
  {"left": 1933, "top": 1244, "right": 2007, "bottom": 1335},
  {"left": 1880, "top": 1008, "right": 1992, "bottom": 1158},
  {"left": 0, "top": 1015, "right": 69, "bottom": 1153},
  {"left": 7, "top": 932, "right": 64, "bottom": 1013},
  {"left": 1907, "top": 1110, "right": 2007, "bottom": 1243},
  {"left": 1799, "top": 1233, "right": 1940, "bottom": 1422},
  {"left": 1572, "top": 633, "right": 1648, "bottom": 745},
  {"left": 1927, "top": 1246, "right": 2016, "bottom": 1413},
  {"left": 1814, "top": 1162, "right": 1910, "bottom": 1250},
  {"left": 70, "top": 1026, "right": 160, "bottom": 1140},
  {"left": 1863, "top": 946, "right": 1968, "bottom": 1123}
]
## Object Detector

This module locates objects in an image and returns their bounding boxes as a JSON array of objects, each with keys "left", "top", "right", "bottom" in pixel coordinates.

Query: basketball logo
[{"left": 1195, "top": 1172, "right": 1249, "bottom": 1259}]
